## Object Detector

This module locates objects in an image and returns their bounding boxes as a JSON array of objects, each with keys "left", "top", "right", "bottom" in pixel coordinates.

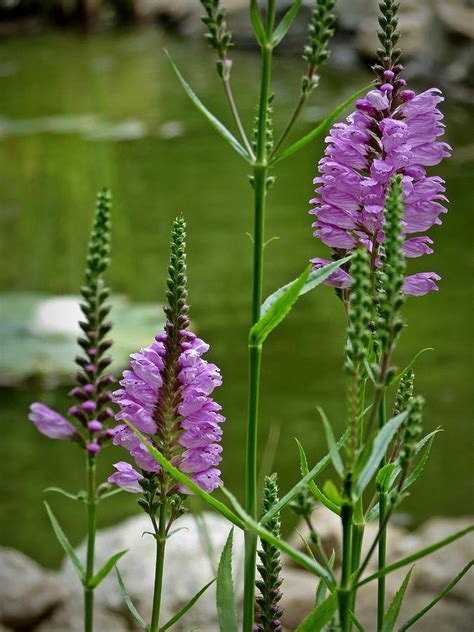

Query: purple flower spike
[
  {"left": 108, "top": 462, "right": 143, "bottom": 493},
  {"left": 110, "top": 331, "right": 224, "bottom": 493},
  {"left": 310, "top": 81, "right": 450, "bottom": 295},
  {"left": 29, "top": 403, "right": 76, "bottom": 439}
]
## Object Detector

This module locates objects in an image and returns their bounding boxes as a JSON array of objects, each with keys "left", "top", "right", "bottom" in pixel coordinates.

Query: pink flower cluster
[
  {"left": 108, "top": 330, "right": 225, "bottom": 494},
  {"left": 310, "top": 78, "right": 451, "bottom": 296}
]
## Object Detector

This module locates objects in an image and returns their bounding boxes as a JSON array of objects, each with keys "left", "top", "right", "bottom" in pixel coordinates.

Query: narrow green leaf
[
  {"left": 317, "top": 406, "right": 344, "bottom": 479},
  {"left": 357, "top": 525, "right": 474, "bottom": 588},
  {"left": 216, "top": 529, "right": 238, "bottom": 632},
  {"left": 323, "top": 480, "right": 343, "bottom": 506},
  {"left": 390, "top": 348, "right": 434, "bottom": 385},
  {"left": 116, "top": 567, "right": 147, "bottom": 630},
  {"left": 98, "top": 487, "right": 124, "bottom": 501},
  {"left": 166, "top": 52, "right": 250, "bottom": 162},
  {"left": 261, "top": 430, "right": 349, "bottom": 525},
  {"left": 272, "top": 0, "right": 302, "bottom": 46},
  {"left": 382, "top": 567, "right": 413, "bottom": 632},
  {"left": 44, "top": 486, "right": 85, "bottom": 502},
  {"left": 296, "top": 438, "right": 341, "bottom": 515},
  {"left": 355, "top": 411, "right": 408, "bottom": 499},
  {"left": 44, "top": 501, "right": 84, "bottom": 581},
  {"left": 350, "top": 610, "right": 366, "bottom": 631},
  {"left": 270, "top": 85, "right": 371, "bottom": 165},
  {"left": 124, "top": 421, "right": 245, "bottom": 530},
  {"left": 398, "top": 561, "right": 474, "bottom": 631},
  {"left": 250, "top": 0, "right": 267, "bottom": 46},
  {"left": 89, "top": 550, "right": 128, "bottom": 588},
  {"left": 315, "top": 552, "right": 335, "bottom": 606},
  {"left": 295, "top": 592, "right": 338, "bottom": 631},
  {"left": 249, "top": 265, "right": 311, "bottom": 346},
  {"left": 160, "top": 579, "right": 216, "bottom": 631},
  {"left": 404, "top": 435, "right": 436, "bottom": 488},
  {"left": 260, "top": 255, "right": 352, "bottom": 317},
  {"left": 376, "top": 463, "right": 399, "bottom": 493}
]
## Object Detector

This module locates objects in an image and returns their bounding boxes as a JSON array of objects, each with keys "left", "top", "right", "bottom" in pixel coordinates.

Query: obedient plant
[
  {"left": 107, "top": 216, "right": 225, "bottom": 631},
  {"left": 28, "top": 190, "right": 126, "bottom": 632},
  {"left": 28, "top": 1, "right": 474, "bottom": 630}
]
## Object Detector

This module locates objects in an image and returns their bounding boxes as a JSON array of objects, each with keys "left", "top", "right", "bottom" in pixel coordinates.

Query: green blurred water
[{"left": 1, "top": 28, "right": 473, "bottom": 568}]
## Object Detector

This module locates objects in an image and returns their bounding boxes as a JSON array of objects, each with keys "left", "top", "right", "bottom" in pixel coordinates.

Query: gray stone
[
  {"left": 36, "top": 604, "right": 129, "bottom": 632},
  {"left": 0, "top": 547, "right": 66, "bottom": 628},
  {"left": 60, "top": 511, "right": 244, "bottom": 631}
]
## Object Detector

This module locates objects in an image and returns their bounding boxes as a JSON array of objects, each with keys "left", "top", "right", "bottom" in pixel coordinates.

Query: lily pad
[{"left": 0, "top": 293, "right": 165, "bottom": 385}]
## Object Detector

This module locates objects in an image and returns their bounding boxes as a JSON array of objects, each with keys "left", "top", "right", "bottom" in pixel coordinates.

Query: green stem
[
  {"left": 243, "top": 4, "right": 275, "bottom": 630},
  {"left": 339, "top": 502, "right": 354, "bottom": 632},
  {"left": 84, "top": 454, "right": 96, "bottom": 632},
  {"left": 377, "top": 393, "right": 387, "bottom": 631},
  {"left": 150, "top": 497, "right": 168, "bottom": 632}
]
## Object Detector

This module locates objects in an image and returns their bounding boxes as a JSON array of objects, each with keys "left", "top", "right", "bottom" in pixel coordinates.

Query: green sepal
[
  {"left": 216, "top": 529, "right": 238, "bottom": 632},
  {"left": 160, "top": 579, "right": 215, "bottom": 631},
  {"left": 88, "top": 550, "right": 128, "bottom": 588},
  {"left": 166, "top": 51, "right": 251, "bottom": 162},
  {"left": 44, "top": 501, "right": 85, "bottom": 582},
  {"left": 115, "top": 566, "right": 147, "bottom": 630}
]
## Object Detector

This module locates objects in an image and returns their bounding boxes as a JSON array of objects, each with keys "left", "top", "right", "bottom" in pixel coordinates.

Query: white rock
[
  {"left": 36, "top": 604, "right": 129, "bottom": 632},
  {"left": 0, "top": 547, "right": 66, "bottom": 628},
  {"left": 60, "top": 511, "right": 244, "bottom": 630},
  {"left": 31, "top": 296, "right": 82, "bottom": 337}
]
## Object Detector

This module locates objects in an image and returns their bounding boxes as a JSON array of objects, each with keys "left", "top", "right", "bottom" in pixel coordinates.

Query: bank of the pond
[{"left": 0, "top": 28, "right": 473, "bottom": 567}]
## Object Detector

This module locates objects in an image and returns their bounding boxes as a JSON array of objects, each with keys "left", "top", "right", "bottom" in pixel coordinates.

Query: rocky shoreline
[{"left": 1, "top": 510, "right": 472, "bottom": 631}]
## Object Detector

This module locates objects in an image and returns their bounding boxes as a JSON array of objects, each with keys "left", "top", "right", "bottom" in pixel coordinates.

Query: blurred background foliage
[{"left": 0, "top": 2, "right": 473, "bottom": 567}]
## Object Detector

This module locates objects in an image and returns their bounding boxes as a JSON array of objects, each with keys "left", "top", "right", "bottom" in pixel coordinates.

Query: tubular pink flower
[
  {"left": 108, "top": 462, "right": 144, "bottom": 493},
  {"left": 28, "top": 403, "right": 76, "bottom": 440},
  {"left": 111, "top": 331, "right": 224, "bottom": 493},
  {"left": 310, "top": 82, "right": 451, "bottom": 295}
]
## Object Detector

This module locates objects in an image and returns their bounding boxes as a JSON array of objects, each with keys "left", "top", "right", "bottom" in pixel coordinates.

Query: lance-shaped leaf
[
  {"left": 216, "top": 529, "right": 238, "bottom": 632},
  {"left": 166, "top": 52, "right": 251, "bottom": 162},
  {"left": 261, "top": 429, "right": 348, "bottom": 525},
  {"left": 44, "top": 486, "right": 85, "bottom": 502},
  {"left": 272, "top": 0, "right": 302, "bottom": 46},
  {"left": 357, "top": 525, "right": 474, "bottom": 588},
  {"left": 382, "top": 567, "right": 413, "bottom": 632},
  {"left": 160, "top": 579, "right": 215, "bottom": 631},
  {"left": 44, "top": 501, "right": 84, "bottom": 581},
  {"left": 250, "top": 0, "right": 267, "bottom": 46},
  {"left": 398, "top": 561, "right": 474, "bottom": 631},
  {"left": 317, "top": 406, "right": 344, "bottom": 479},
  {"left": 221, "top": 487, "right": 334, "bottom": 584},
  {"left": 270, "top": 85, "right": 371, "bottom": 164},
  {"left": 295, "top": 592, "right": 338, "bottom": 631},
  {"left": 389, "top": 348, "right": 434, "bottom": 385},
  {"left": 124, "top": 421, "right": 245, "bottom": 530},
  {"left": 296, "top": 438, "right": 341, "bottom": 515},
  {"left": 354, "top": 410, "right": 408, "bottom": 499},
  {"left": 315, "top": 552, "right": 335, "bottom": 606},
  {"left": 88, "top": 550, "right": 128, "bottom": 588},
  {"left": 260, "top": 255, "right": 352, "bottom": 317},
  {"left": 250, "top": 265, "right": 310, "bottom": 347},
  {"left": 116, "top": 567, "right": 147, "bottom": 630}
]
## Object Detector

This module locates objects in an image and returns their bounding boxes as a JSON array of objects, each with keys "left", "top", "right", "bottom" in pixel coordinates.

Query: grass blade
[
  {"left": 270, "top": 85, "right": 370, "bottom": 165},
  {"left": 89, "top": 550, "right": 128, "bottom": 588},
  {"left": 250, "top": 0, "right": 267, "bottom": 46},
  {"left": 296, "top": 438, "right": 341, "bottom": 515},
  {"left": 160, "top": 579, "right": 215, "bottom": 631},
  {"left": 44, "top": 486, "right": 85, "bottom": 502},
  {"left": 166, "top": 52, "right": 250, "bottom": 162},
  {"left": 44, "top": 501, "right": 84, "bottom": 581},
  {"left": 355, "top": 411, "right": 408, "bottom": 499},
  {"left": 116, "top": 566, "right": 147, "bottom": 630},
  {"left": 216, "top": 529, "right": 238, "bottom": 632},
  {"left": 315, "top": 551, "right": 335, "bottom": 606},
  {"left": 382, "top": 567, "right": 413, "bottom": 632},
  {"left": 249, "top": 265, "right": 310, "bottom": 346},
  {"left": 398, "top": 561, "right": 474, "bottom": 631},
  {"left": 295, "top": 592, "right": 338, "bottom": 631},
  {"left": 272, "top": 0, "right": 302, "bottom": 46},
  {"left": 357, "top": 525, "right": 474, "bottom": 588},
  {"left": 124, "top": 421, "right": 245, "bottom": 530},
  {"left": 317, "top": 406, "right": 344, "bottom": 479}
]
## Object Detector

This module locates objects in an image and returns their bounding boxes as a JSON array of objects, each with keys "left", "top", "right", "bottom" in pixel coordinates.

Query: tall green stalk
[
  {"left": 243, "top": 3, "right": 276, "bottom": 630},
  {"left": 84, "top": 454, "right": 97, "bottom": 632},
  {"left": 377, "top": 391, "right": 387, "bottom": 630},
  {"left": 150, "top": 496, "right": 168, "bottom": 632},
  {"left": 339, "top": 499, "right": 354, "bottom": 632}
]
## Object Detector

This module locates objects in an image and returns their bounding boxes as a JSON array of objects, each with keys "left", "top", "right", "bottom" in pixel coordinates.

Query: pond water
[{"left": 1, "top": 28, "right": 473, "bottom": 568}]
